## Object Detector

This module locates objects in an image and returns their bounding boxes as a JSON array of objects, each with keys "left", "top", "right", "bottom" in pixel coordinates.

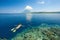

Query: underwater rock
[{"left": 0, "top": 38, "right": 7, "bottom": 40}]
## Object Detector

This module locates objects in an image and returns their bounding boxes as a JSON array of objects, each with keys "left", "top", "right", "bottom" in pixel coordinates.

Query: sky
[{"left": 0, "top": 0, "right": 60, "bottom": 13}]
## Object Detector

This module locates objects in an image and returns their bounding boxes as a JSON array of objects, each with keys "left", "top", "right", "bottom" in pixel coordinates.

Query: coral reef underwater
[{"left": 11, "top": 24, "right": 60, "bottom": 40}]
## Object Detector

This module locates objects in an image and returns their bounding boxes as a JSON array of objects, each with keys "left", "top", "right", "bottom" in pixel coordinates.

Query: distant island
[{"left": 0, "top": 12, "right": 60, "bottom": 14}]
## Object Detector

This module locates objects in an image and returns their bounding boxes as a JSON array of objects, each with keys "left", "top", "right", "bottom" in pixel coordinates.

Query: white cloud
[
  {"left": 25, "top": 5, "right": 33, "bottom": 10},
  {"left": 24, "top": 5, "right": 33, "bottom": 21},
  {"left": 37, "top": 1, "right": 45, "bottom": 4}
]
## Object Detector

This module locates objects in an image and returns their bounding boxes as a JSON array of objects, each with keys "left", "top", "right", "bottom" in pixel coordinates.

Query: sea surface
[{"left": 0, "top": 12, "right": 60, "bottom": 39}]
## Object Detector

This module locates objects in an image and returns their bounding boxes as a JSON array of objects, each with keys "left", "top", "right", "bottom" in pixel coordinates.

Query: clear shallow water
[{"left": 0, "top": 12, "right": 60, "bottom": 39}]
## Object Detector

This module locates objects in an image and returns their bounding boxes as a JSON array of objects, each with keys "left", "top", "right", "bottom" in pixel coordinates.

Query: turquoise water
[{"left": 0, "top": 12, "right": 60, "bottom": 40}]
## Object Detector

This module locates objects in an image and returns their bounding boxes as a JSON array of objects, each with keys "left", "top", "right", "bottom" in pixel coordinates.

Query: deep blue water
[{"left": 0, "top": 13, "right": 60, "bottom": 39}]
